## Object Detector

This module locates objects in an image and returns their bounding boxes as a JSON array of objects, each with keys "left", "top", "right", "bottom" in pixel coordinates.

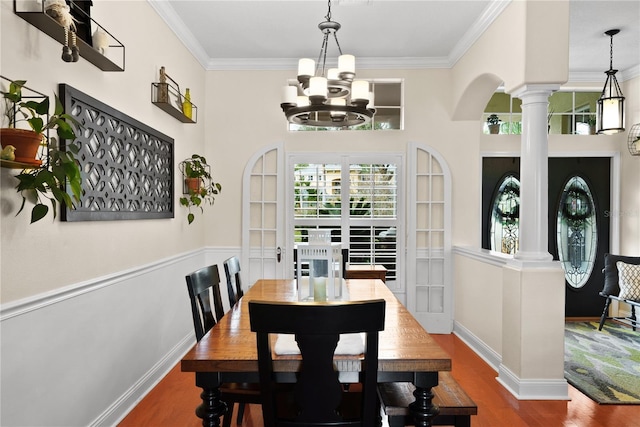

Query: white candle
[
  {"left": 601, "top": 98, "right": 621, "bottom": 130},
  {"left": 327, "top": 68, "right": 339, "bottom": 80},
  {"left": 282, "top": 86, "right": 297, "bottom": 104},
  {"left": 330, "top": 98, "right": 347, "bottom": 118},
  {"left": 351, "top": 80, "right": 369, "bottom": 101},
  {"left": 309, "top": 77, "right": 327, "bottom": 98},
  {"left": 338, "top": 54, "right": 355, "bottom": 74},
  {"left": 314, "top": 277, "right": 327, "bottom": 301},
  {"left": 298, "top": 58, "right": 315, "bottom": 77}
]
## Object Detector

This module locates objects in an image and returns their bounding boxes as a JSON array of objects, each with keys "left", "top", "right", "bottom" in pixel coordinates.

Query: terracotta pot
[
  {"left": 488, "top": 124, "right": 500, "bottom": 134},
  {"left": 1, "top": 128, "right": 43, "bottom": 163},
  {"left": 185, "top": 177, "right": 202, "bottom": 193}
]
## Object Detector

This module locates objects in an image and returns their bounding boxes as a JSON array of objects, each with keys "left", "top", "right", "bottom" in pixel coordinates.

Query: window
[
  {"left": 483, "top": 91, "right": 600, "bottom": 135},
  {"left": 289, "top": 80, "right": 403, "bottom": 131},
  {"left": 556, "top": 176, "right": 597, "bottom": 288},
  {"left": 489, "top": 175, "right": 520, "bottom": 254},
  {"left": 292, "top": 160, "right": 400, "bottom": 282}
]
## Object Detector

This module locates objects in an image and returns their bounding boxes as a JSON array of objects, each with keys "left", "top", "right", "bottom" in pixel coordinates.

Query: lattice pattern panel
[{"left": 59, "top": 84, "right": 174, "bottom": 221}]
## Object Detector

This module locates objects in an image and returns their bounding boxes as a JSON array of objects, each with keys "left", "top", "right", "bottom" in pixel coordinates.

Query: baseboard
[
  {"left": 452, "top": 320, "right": 501, "bottom": 371},
  {"left": 90, "top": 332, "right": 195, "bottom": 427},
  {"left": 497, "top": 364, "right": 570, "bottom": 400}
]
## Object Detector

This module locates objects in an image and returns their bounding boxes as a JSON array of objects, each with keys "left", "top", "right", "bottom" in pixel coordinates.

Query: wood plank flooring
[{"left": 118, "top": 332, "right": 638, "bottom": 427}]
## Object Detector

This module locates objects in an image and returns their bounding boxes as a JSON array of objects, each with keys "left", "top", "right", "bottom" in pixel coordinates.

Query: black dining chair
[
  {"left": 185, "top": 264, "right": 260, "bottom": 427},
  {"left": 248, "top": 299, "right": 386, "bottom": 427},
  {"left": 223, "top": 256, "right": 244, "bottom": 308}
]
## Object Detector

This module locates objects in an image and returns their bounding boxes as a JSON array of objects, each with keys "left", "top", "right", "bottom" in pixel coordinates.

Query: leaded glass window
[
  {"left": 490, "top": 175, "right": 520, "bottom": 254},
  {"left": 556, "top": 176, "right": 598, "bottom": 288}
]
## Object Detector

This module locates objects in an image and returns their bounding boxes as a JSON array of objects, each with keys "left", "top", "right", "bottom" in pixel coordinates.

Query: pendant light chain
[{"left": 609, "top": 32, "right": 614, "bottom": 72}]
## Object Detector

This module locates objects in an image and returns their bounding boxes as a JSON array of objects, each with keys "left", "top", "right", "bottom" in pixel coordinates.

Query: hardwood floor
[{"left": 118, "top": 333, "right": 638, "bottom": 427}]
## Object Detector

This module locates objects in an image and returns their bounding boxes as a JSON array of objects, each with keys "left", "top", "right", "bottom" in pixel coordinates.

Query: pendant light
[
  {"left": 596, "top": 29, "right": 625, "bottom": 135},
  {"left": 280, "top": 0, "right": 375, "bottom": 128}
]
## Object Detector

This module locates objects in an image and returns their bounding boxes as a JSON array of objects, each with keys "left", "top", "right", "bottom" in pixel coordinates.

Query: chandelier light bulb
[
  {"left": 601, "top": 98, "right": 622, "bottom": 134},
  {"left": 298, "top": 58, "right": 315, "bottom": 77},
  {"left": 282, "top": 86, "right": 297, "bottom": 105},
  {"left": 297, "top": 96, "right": 310, "bottom": 107},
  {"left": 338, "top": 54, "right": 355, "bottom": 74},
  {"left": 327, "top": 68, "right": 339, "bottom": 80},
  {"left": 309, "top": 77, "right": 328, "bottom": 98},
  {"left": 351, "top": 80, "right": 369, "bottom": 101}
]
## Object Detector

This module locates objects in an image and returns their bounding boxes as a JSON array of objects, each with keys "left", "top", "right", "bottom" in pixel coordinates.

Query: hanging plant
[{"left": 178, "top": 154, "right": 222, "bottom": 224}]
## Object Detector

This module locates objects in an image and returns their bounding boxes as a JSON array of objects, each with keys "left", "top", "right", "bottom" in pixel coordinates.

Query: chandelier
[
  {"left": 596, "top": 29, "right": 625, "bottom": 135},
  {"left": 280, "top": 0, "right": 375, "bottom": 128}
]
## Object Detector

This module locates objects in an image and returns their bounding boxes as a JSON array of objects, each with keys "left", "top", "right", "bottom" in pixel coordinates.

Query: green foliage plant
[
  {"left": 2, "top": 79, "right": 82, "bottom": 223},
  {"left": 179, "top": 154, "right": 222, "bottom": 224}
]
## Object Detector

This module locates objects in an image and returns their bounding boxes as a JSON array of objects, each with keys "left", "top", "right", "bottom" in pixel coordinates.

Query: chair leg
[
  {"left": 223, "top": 403, "right": 233, "bottom": 427},
  {"left": 598, "top": 297, "right": 612, "bottom": 331},
  {"left": 631, "top": 305, "right": 637, "bottom": 332},
  {"left": 236, "top": 402, "right": 246, "bottom": 425}
]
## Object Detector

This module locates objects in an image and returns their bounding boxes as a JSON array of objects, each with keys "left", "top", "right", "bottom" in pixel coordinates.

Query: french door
[{"left": 243, "top": 143, "right": 453, "bottom": 333}]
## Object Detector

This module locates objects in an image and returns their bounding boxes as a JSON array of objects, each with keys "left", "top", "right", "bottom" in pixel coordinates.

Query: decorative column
[{"left": 511, "top": 84, "right": 559, "bottom": 262}]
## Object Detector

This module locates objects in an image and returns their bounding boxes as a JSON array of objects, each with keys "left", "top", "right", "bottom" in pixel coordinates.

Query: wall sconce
[{"left": 596, "top": 29, "right": 625, "bottom": 135}]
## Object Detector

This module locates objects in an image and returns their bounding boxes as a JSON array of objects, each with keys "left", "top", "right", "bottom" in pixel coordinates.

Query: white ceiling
[{"left": 150, "top": 0, "right": 640, "bottom": 82}]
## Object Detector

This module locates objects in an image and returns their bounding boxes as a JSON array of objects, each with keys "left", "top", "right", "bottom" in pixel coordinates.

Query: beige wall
[
  {"left": 1, "top": 0, "right": 209, "bottom": 302},
  {"left": 3, "top": 0, "right": 635, "bottom": 306}
]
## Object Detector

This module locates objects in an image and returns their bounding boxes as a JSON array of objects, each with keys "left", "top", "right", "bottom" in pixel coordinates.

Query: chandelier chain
[{"left": 609, "top": 32, "right": 614, "bottom": 71}]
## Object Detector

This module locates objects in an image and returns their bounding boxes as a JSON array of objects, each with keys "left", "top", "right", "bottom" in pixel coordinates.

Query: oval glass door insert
[
  {"left": 556, "top": 176, "right": 597, "bottom": 288},
  {"left": 490, "top": 175, "right": 520, "bottom": 255}
]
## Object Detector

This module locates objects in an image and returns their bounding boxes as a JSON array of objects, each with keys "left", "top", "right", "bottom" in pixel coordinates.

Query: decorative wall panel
[{"left": 59, "top": 84, "right": 174, "bottom": 221}]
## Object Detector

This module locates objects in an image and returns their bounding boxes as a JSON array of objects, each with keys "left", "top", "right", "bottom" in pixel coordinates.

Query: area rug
[{"left": 564, "top": 321, "right": 640, "bottom": 404}]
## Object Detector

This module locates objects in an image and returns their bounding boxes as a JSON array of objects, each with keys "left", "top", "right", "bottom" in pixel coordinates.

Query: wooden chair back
[
  {"left": 223, "top": 256, "right": 244, "bottom": 307},
  {"left": 249, "top": 299, "right": 386, "bottom": 427},
  {"left": 185, "top": 265, "right": 225, "bottom": 341}
]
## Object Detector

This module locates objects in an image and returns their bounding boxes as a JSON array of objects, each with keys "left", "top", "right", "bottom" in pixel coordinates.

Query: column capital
[{"left": 510, "top": 84, "right": 561, "bottom": 100}]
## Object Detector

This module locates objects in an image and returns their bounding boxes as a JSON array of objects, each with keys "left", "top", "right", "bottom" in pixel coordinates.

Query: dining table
[{"left": 181, "top": 278, "right": 452, "bottom": 427}]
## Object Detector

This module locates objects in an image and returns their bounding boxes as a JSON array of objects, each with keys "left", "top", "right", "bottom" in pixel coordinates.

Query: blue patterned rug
[{"left": 564, "top": 321, "right": 640, "bottom": 404}]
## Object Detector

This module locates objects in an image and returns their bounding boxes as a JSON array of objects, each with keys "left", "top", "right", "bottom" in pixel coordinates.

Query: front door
[
  {"left": 549, "top": 157, "right": 610, "bottom": 317},
  {"left": 482, "top": 157, "right": 611, "bottom": 317}
]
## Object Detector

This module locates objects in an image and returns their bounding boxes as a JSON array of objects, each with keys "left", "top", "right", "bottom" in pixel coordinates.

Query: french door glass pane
[{"left": 293, "top": 162, "right": 398, "bottom": 281}]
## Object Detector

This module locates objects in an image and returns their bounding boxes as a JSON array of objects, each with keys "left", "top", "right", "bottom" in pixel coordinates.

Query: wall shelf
[
  {"left": 14, "top": 1, "right": 125, "bottom": 72},
  {"left": 151, "top": 67, "right": 197, "bottom": 123}
]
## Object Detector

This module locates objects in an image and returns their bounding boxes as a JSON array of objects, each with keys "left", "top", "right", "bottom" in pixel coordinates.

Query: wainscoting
[{"left": 0, "top": 247, "right": 240, "bottom": 427}]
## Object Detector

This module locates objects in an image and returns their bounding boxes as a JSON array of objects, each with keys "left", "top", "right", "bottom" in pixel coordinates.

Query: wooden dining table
[{"left": 181, "top": 278, "right": 452, "bottom": 427}]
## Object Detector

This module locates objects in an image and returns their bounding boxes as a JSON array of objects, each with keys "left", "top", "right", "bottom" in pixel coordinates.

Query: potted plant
[
  {"left": 587, "top": 117, "right": 597, "bottom": 135},
  {"left": 486, "top": 114, "right": 501, "bottom": 134},
  {"left": 179, "top": 154, "right": 222, "bottom": 224},
  {"left": 1, "top": 78, "right": 82, "bottom": 223}
]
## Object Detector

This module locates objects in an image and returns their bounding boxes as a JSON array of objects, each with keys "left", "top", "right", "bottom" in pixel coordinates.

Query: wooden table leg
[
  {"left": 408, "top": 372, "right": 440, "bottom": 427},
  {"left": 195, "top": 372, "right": 228, "bottom": 427}
]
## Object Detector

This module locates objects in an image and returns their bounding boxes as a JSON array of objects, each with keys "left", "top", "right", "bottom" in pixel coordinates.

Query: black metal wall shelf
[
  {"left": 14, "top": 1, "right": 125, "bottom": 72},
  {"left": 151, "top": 83, "right": 197, "bottom": 123}
]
